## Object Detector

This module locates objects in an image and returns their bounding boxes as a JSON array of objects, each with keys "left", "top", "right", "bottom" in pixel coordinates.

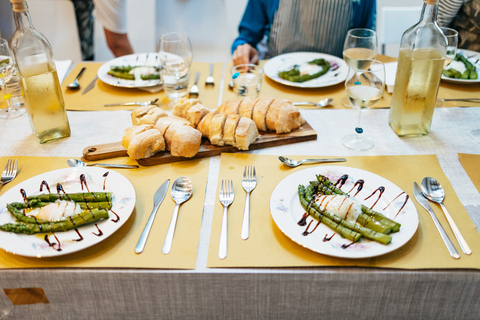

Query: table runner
[
  {"left": 0, "top": 156, "right": 209, "bottom": 269},
  {"left": 459, "top": 153, "right": 480, "bottom": 195},
  {"left": 207, "top": 153, "right": 480, "bottom": 269},
  {"left": 60, "top": 62, "right": 223, "bottom": 111}
]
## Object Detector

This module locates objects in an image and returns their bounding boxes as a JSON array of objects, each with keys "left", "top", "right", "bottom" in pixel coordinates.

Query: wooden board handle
[{"left": 83, "top": 142, "right": 128, "bottom": 161}]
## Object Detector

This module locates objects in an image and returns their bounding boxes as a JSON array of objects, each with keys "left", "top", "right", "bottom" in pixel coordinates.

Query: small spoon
[
  {"left": 162, "top": 176, "right": 193, "bottom": 254},
  {"left": 67, "top": 67, "right": 86, "bottom": 90},
  {"left": 421, "top": 177, "right": 472, "bottom": 255},
  {"left": 292, "top": 98, "right": 333, "bottom": 108},
  {"left": 67, "top": 159, "right": 139, "bottom": 169},
  {"left": 279, "top": 156, "right": 346, "bottom": 167}
]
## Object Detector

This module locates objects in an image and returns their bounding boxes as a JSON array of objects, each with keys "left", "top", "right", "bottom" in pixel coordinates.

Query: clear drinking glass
[
  {"left": 342, "top": 60, "right": 385, "bottom": 151},
  {"left": 0, "top": 38, "right": 25, "bottom": 119},
  {"left": 159, "top": 32, "right": 193, "bottom": 102},
  {"left": 441, "top": 27, "right": 458, "bottom": 67},
  {"left": 341, "top": 29, "right": 377, "bottom": 107},
  {"left": 230, "top": 64, "right": 263, "bottom": 98}
]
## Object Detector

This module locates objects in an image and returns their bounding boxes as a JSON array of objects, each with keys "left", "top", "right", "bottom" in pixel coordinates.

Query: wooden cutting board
[{"left": 83, "top": 121, "right": 317, "bottom": 166}]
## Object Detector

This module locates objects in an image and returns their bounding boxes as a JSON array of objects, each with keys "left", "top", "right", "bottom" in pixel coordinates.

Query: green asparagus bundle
[
  {"left": 443, "top": 53, "right": 478, "bottom": 80},
  {"left": 0, "top": 209, "right": 109, "bottom": 234},
  {"left": 316, "top": 174, "right": 401, "bottom": 232},
  {"left": 26, "top": 192, "right": 112, "bottom": 204},
  {"left": 278, "top": 59, "right": 330, "bottom": 82},
  {"left": 300, "top": 184, "right": 392, "bottom": 245},
  {"left": 108, "top": 65, "right": 161, "bottom": 81}
]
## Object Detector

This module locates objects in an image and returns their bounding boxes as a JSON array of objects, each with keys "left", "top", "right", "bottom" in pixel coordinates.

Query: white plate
[
  {"left": 0, "top": 167, "right": 136, "bottom": 258},
  {"left": 270, "top": 166, "right": 418, "bottom": 259},
  {"left": 442, "top": 49, "right": 480, "bottom": 84},
  {"left": 98, "top": 53, "right": 162, "bottom": 88},
  {"left": 263, "top": 52, "right": 349, "bottom": 88}
]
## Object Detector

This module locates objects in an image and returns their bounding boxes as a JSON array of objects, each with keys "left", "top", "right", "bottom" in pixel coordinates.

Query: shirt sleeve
[
  {"left": 352, "top": 0, "right": 377, "bottom": 31},
  {"left": 93, "top": 0, "right": 128, "bottom": 34},
  {"left": 437, "top": 0, "right": 466, "bottom": 27}
]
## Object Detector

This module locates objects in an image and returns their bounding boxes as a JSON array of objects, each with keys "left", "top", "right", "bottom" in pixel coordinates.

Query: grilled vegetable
[{"left": 278, "top": 59, "right": 330, "bottom": 82}]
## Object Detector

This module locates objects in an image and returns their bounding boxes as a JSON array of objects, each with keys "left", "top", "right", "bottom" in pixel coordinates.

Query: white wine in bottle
[
  {"left": 9, "top": 0, "right": 70, "bottom": 144},
  {"left": 388, "top": 0, "right": 446, "bottom": 137}
]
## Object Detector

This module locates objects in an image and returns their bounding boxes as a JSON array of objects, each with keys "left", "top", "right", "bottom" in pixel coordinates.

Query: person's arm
[
  {"left": 437, "top": 0, "right": 466, "bottom": 27},
  {"left": 104, "top": 28, "right": 133, "bottom": 57}
]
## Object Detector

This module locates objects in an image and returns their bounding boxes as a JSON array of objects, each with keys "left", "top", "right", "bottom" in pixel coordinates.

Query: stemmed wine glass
[
  {"left": 0, "top": 38, "right": 25, "bottom": 119},
  {"left": 341, "top": 29, "right": 377, "bottom": 107},
  {"left": 159, "top": 32, "right": 193, "bottom": 102},
  {"left": 342, "top": 60, "right": 385, "bottom": 151},
  {"left": 441, "top": 27, "right": 458, "bottom": 68}
]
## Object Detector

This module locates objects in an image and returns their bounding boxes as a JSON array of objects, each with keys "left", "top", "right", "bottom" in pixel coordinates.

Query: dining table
[{"left": 1, "top": 55, "right": 480, "bottom": 319}]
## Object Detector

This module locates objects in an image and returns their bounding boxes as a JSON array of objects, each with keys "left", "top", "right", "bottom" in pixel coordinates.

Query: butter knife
[
  {"left": 135, "top": 179, "right": 170, "bottom": 254},
  {"left": 82, "top": 75, "right": 98, "bottom": 95},
  {"left": 413, "top": 182, "right": 460, "bottom": 259}
]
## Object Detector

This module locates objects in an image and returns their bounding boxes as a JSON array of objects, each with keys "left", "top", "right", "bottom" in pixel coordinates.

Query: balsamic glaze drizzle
[
  {"left": 364, "top": 186, "right": 385, "bottom": 209},
  {"left": 40, "top": 180, "right": 51, "bottom": 193}
]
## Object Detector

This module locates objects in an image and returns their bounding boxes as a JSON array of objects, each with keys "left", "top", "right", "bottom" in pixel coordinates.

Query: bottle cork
[{"left": 10, "top": 0, "right": 26, "bottom": 13}]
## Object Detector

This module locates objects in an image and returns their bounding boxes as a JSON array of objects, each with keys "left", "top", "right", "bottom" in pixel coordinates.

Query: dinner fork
[
  {"left": 218, "top": 179, "right": 234, "bottom": 259},
  {"left": 241, "top": 165, "right": 256, "bottom": 240},
  {"left": 205, "top": 63, "right": 214, "bottom": 86},
  {"left": 189, "top": 71, "right": 200, "bottom": 98},
  {"left": 0, "top": 159, "right": 18, "bottom": 186},
  {"left": 104, "top": 98, "right": 159, "bottom": 107}
]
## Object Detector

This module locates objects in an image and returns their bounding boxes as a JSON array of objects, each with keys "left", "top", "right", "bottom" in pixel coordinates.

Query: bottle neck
[
  {"left": 419, "top": 0, "right": 438, "bottom": 24},
  {"left": 12, "top": 3, "right": 34, "bottom": 32}
]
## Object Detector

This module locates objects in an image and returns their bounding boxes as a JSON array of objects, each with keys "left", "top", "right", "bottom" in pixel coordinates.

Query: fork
[
  {"left": 104, "top": 98, "right": 159, "bottom": 107},
  {"left": 205, "top": 63, "right": 214, "bottom": 86},
  {"left": 189, "top": 71, "right": 200, "bottom": 98},
  {"left": 0, "top": 159, "right": 18, "bottom": 186},
  {"left": 218, "top": 179, "right": 234, "bottom": 259},
  {"left": 241, "top": 165, "right": 256, "bottom": 240}
]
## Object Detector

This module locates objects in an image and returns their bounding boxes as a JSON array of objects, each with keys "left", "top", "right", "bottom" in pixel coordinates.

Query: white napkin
[
  {"left": 55, "top": 60, "right": 72, "bottom": 83},
  {"left": 384, "top": 62, "right": 397, "bottom": 93}
]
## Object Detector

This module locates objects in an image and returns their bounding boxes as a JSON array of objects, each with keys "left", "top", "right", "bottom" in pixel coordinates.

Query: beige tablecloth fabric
[
  {"left": 207, "top": 153, "right": 480, "bottom": 269},
  {"left": 0, "top": 156, "right": 209, "bottom": 269}
]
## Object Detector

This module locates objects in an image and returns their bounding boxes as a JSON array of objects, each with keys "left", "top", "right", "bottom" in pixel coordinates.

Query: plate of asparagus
[
  {"left": 263, "top": 52, "right": 349, "bottom": 88},
  {"left": 442, "top": 49, "right": 479, "bottom": 84},
  {"left": 98, "top": 52, "right": 162, "bottom": 88},
  {"left": 0, "top": 167, "right": 135, "bottom": 257},
  {"left": 270, "top": 166, "right": 418, "bottom": 259}
]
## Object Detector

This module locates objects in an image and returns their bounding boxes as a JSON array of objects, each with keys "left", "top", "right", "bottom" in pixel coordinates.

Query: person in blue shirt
[{"left": 232, "top": 0, "right": 376, "bottom": 65}]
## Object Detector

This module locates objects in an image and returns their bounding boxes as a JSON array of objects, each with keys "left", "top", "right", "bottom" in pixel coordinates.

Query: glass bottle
[
  {"left": 388, "top": 0, "right": 446, "bottom": 137},
  {"left": 8, "top": 0, "right": 70, "bottom": 144}
]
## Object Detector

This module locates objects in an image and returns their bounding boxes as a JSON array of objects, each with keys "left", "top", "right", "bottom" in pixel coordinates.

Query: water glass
[{"left": 231, "top": 64, "right": 263, "bottom": 98}]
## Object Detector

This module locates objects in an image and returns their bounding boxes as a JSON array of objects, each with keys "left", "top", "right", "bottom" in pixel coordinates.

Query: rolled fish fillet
[{"left": 314, "top": 195, "right": 362, "bottom": 224}]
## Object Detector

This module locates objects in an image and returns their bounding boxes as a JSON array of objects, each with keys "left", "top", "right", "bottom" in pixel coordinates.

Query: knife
[
  {"left": 413, "top": 182, "right": 460, "bottom": 259},
  {"left": 135, "top": 179, "right": 170, "bottom": 254},
  {"left": 82, "top": 75, "right": 98, "bottom": 95}
]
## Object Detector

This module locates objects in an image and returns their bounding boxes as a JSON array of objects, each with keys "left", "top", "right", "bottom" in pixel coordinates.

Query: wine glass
[
  {"left": 0, "top": 38, "right": 25, "bottom": 119},
  {"left": 342, "top": 60, "right": 385, "bottom": 151},
  {"left": 159, "top": 32, "right": 193, "bottom": 102},
  {"left": 441, "top": 27, "right": 458, "bottom": 68},
  {"left": 341, "top": 29, "right": 377, "bottom": 107}
]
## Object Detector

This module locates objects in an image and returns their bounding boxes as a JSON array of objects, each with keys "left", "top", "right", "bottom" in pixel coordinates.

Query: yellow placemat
[
  {"left": 0, "top": 156, "right": 209, "bottom": 269},
  {"left": 207, "top": 153, "right": 480, "bottom": 269},
  {"left": 61, "top": 62, "right": 222, "bottom": 111},
  {"left": 459, "top": 153, "right": 480, "bottom": 195}
]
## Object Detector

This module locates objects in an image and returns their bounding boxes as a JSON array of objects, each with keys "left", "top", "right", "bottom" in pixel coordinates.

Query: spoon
[
  {"left": 421, "top": 177, "right": 472, "bottom": 255},
  {"left": 292, "top": 98, "right": 333, "bottom": 108},
  {"left": 162, "top": 176, "right": 193, "bottom": 254},
  {"left": 279, "top": 156, "right": 346, "bottom": 167},
  {"left": 67, "top": 159, "right": 139, "bottom": 169},
  {"left": 67, "top": 67, "right": 86, "bottom": 90}
]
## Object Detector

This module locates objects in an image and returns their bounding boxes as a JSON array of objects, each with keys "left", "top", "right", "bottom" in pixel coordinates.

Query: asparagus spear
[
  {"left": 107, "top": 70, "right": 135, "bottom": 80},
  {"left": 298, "top": 185, "right": 362, "bottom": 242},
  {"left": 316, "top": 174, "right": 401, "bottom": 232},
  {"left": 0, "top": 209, "right": 109, "bottom": 234},
  {"left": 278, "top": 59, "right": 330, "bottom": 82},
  {"left": 26, "top": 192, "right": 112, "bottom": 203}
]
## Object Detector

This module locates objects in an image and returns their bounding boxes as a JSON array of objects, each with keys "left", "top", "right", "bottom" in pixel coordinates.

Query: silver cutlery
[
  {"left": 241, "top": 166, "right": 256, "bottom": 240},
  {"left": 421, "top": 177, "right": 472, "bottom": 255},
  {"left": 67, "top": 159, "right": 139, "bottom": 169},
  {"left": 442, "top": 98, "right": 480, "bottom": 102},
  {"left": 162, "top": 177, "right": 193, "bottom": 254},
  {"left": 279, "top": 156, "right": 347, "bottom": 168},
  {"left": 205, "top": 63, "right": 214, "bottom": 86},
  {"left": 0, "top": 159, "right": 18, "bottom": 186},
  {"left": 104, "top": 98, "right": 159, "bottom": 107},
  {"left": 218, "top": 179, "right": 234, "bottom": 259},
  {"left": 292, "top": 98, "right": 333, "bottom": 108},
  {"left": 67, "top": 67, "right": 86, "bottom": 90},
  {"left": 189, "top": 71, "right": 200, "bottom": 98},
  {"left": 135, "top": 179, "right": 170, "bottom": 254},
  {"left": 413, "top": 182, "right": 460, "bottom": 259},
  {"left": 82, "top": 75, "right": 98, "bottom": 95}
]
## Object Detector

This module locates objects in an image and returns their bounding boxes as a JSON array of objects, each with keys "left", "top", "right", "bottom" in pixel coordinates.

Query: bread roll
[
  {"left": 222, "top": 114, "right": 241, "bottom": 146},
  {"left": 131, "top": 105, "right": 158, "bottom": 125},
  {"left": 216, "top": 101, "right": 227, "bottom": 114},
  {"left": 172, "top": 98, "right": 201, "bottom": 118},
  {"left": 235, "top": 117, "right": 260, "bottom": 150},
  {"left": 127, "top": 128, "right": 165, "bottom": 159},
  {"left": 185, "top": 103, "right": 210, "bottom": 127},
  {"left": 209, "top": 113, "right": 228, "bottom": 146},
  {"left": 265, "top": 98, "right": 289, "bottom": 131},
  {"left": 197, "top": 111, "right": 217, "bottom": 138},
  {"left": 170, "top": 125, "right": 202, "bottom": 158},
  {"left": 122, "top": 124, "right": 153, "bottom": 149},
  {"left": 275, "top": 103, "right": 306, "bottom": 134},
  {"left": 238, "top": 97, "right": 258, "bottom": 119},
  {"left": 223, "top": 99, "right": 242, "bottom": 115},
  {"left": 164, "top": 121, "right": 195, "bottom": 150},
  {"left": 252, "top": 98, "right": 274, "bottom": 131},
  {"left": 138, "top": 107, "right": 168, "bottom": 125},
  {"left": 155, "top": 115, "right": 193, "bottom": 135}
]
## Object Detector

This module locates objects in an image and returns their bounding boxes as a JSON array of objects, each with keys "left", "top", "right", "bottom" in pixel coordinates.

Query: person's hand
[{"left": 232, "top": 43, "right": 259, "bottom": 66}]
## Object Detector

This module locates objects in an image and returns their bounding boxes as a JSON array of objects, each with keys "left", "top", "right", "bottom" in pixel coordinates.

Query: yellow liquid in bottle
[
  {"left": 20, "top": 62, "right": 70, "bottom": 143},
  {"left": 389, "top": 48, "right": 445, "bottom": 137}
]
